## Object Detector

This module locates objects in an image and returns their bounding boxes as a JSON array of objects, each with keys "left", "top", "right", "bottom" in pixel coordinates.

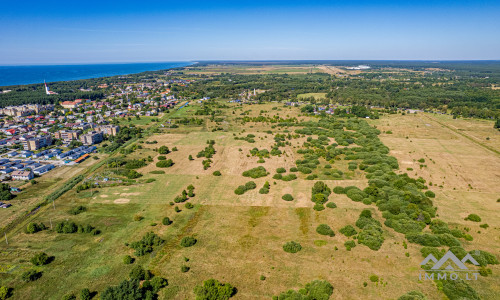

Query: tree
[
  {"left": 316, "top": 224, "right": 335, "bottom": 237},
  {"left": 193, "top": 279, "right": 237, "bottom": 300},
  {"left": 0, "top": 183, "right": 13, "bottom": 201},
  {"left": 21, "top": 269, "right": 42, "bottom": 282},
  {"left": 156, "top": 159, "right": 174, "bottom": 168},
  {"left": 180, "top": 236, "right": 197, "bottom": 247},
  {"left": 30, "top": 252, "right": 51, "bottom": 266},
  {"left": 0, "top": 286, "right": 10, "bottom": 300},
  {"left": 80, "top": 288, "right": 91, "bottom": 300},
  {"left": 158, "top": 146, "right": 170, "bottom": 154},
  {"left": 123, "top": 255, "right": 134, "bottom": 264}
]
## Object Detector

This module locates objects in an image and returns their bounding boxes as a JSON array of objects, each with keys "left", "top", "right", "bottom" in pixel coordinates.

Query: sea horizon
[{"left": 0, "top": 61, "right": 195, "bottom": 87}]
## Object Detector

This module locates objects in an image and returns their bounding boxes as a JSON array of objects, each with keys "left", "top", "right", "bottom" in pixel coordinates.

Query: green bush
[
  {"left": 25, "top": 222, "right": 47, "bottom": 234},
  {"left": 369, "top": 275, "right": 379, "bottom": 282},
  {"left": 213, "top": 171, "right": 222, "bottom": 176},
  {"left": 323, "top": 202, "right": 335, "bottom": 209},
  {"left": 68, "top": 205, "right": 87, "bottom": 215},
  {"left": 129, "top": 265, "right": 152, "bottom": 281},
  {"left": 398, "top": 290, "right": 427, "bottom": 300},
  {"left": 273, "top": 280, "right": 333, "bottom": 300},
  {"left": 234, "top": 186, "right": 246, "bottom": 195},
  {"left": 276, "top": 167, "right": 286, "bottom": 173},
  {"left": 245, "top": 181, "right": 257, "bottom": 190},
  {"left": 157, "top": 156, "right": 166, "bottom": 160},
  {"left": 465, "top": 214, "right": 481, "bottom": 222},
  {"left": 181, "top": 265, "right": 190, "bottom": 273},
  {"left": 344, "top": 240, "right": 356, "bottom": 251},
  {"left": 0, "top": 287, "right": 10, "bottom": 300},
  {"left": 30, "top": 252, "right": 51, "bottom": 266},
  {"left": 158, "top": 146, "right": 170, "bottom": 154},
  {"left": 123, "top": 255, "right": 134, "bottom": 264},
  {"left": 340, "top": 225, "right": 357, "bottom": 237},
  {"left": 80, "top": 288, "right": 91, "bottom": 300},
  {"left": 193, "top": 279, "right": 237, "bottom": 300},
  {"left": 313, "top": 203, "right": 325, "bottom": 211},
  {"left": 424, "top": 191, "right": 435, "bottom": 198},
  {"left": 282, "top": 174, "right": 297, "bottom": 181},
  {"left": 333, "top": 186, "right": 345, "bottom": 194},
  {"left": 162, "top": 217, "right": 172, "bottom": 225},
  {"left": 316, "top": 224, "right": 335, "bottom": 237},
  {"left": 440, "top": 278, "right": 480, "bottom": 300},
  {"left": 242, "top": 166, "right": 268, "bottom": 178},
  {"left": 21, "top": 269, "right": 42, "bottom": 282},
  {"left": 185, "top": 203, "right": 194, "bottom": 209},
  {"left": 156, "top": 159, "right": 174, "bottom": 168},
  {"left": 283, "top": 241, "right": 302, "bottom": 253},
  {"left": 129, "top": 232, "right": 164, "bottom": 256},
  {"left": 282, "top": 194, "right": 294, "bottom": 201},
  {"left": 180, "top": 236, "right": 197, "bottom": 247}
]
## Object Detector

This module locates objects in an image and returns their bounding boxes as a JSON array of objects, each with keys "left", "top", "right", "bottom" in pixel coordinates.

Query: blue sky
[{"left": 1, "top": 0, "right": 500, "bottom": 64}]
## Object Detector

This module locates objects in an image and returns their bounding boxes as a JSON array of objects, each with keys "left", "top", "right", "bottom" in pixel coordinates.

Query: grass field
[{"left": 0, "top": 102, "right": 499, "bottom": 299}]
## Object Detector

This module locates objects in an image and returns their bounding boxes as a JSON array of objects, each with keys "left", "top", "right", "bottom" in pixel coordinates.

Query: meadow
[{"left": 0, "top": 99, "right": 498, "bottom": 300}]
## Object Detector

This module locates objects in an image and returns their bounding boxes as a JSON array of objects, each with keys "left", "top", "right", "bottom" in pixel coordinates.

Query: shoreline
[{"left": 0, "top": 61, "right": 196, "bottom": 88}]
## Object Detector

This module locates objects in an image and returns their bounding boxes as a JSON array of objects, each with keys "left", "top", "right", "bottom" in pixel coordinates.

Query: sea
[{"left": 0, "top": 61, "right": 194, "bottom": 87}]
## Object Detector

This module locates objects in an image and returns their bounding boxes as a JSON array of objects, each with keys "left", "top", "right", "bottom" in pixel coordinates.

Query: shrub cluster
[
  {"left": 273, "top": 280, "right": 333, "bottom": 300},
  {"left": 25, "top": 222, "right": 47, "bottom": 234},
  {"left": 282, "top": 194, "right": 294, "bottom": 201},
  {"left": 180, "top": 236, "right": 197, "bottom": 247},
  {"left": 355, "top": 210, "right": 384, "bottom": 251},
  {"left": 344, "top": 240, "right": 356, "bottom": 251},
  {"left": 316, "top": 224, "right": 335, "bottom": 237},
  {"left": 129, "top": 232, "right": 164, "bottom": 256},
  {"left": 242, "top": 166, "right": 268, "bottom": 178},
  {"left": 465, "top": 214, "right": 481, "bottom": 222},
  {"left": 194, "top": 279, "right": 237, "bottom": 300},
  {"left": 259, "top": 181, "right": 270, "bottom": 194},
  {"left": 234, "top": 181, "right": 257, "bottom": 195},
  {"left": 55, "top": 221, "right": 99, "bottom": 235},
  {"left": 156, "top": 159, "right": 174, "bottom": 168},
  {"left": 340, "top": 225, "right": 357, "bottom": 237},
  {"left": 283, "top": 241, "right": 302, "bottom": 253}
]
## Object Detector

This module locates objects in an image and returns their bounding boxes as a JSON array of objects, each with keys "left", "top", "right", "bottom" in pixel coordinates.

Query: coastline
[{"left": 0, "top": 61, "right": 196, "bottom": 87}]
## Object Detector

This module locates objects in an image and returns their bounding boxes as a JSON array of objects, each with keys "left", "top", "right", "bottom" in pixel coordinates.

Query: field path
[{"left": 423, "top": 114, "right": 500, "bottom": 156}]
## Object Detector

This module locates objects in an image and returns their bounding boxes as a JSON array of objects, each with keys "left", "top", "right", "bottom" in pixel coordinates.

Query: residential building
[
  {"left": 80, "top": 131, "right": 103, "bottom": 145},
  {"left": 96, "top": 125, "right": 119, "bottom": 136},
  {"left": 22, "top": 135, "right": 52, "bottom": 151},
  {"left": 54, "top": 130, "right": 80, "bottom": 142},
  {"left": 11, "top": 170, "right": 34, "bottom": 180}
]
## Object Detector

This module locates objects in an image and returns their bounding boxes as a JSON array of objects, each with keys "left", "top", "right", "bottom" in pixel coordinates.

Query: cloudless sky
[{"left": 1, "top": 0, "right": 500, "bottom": 64}]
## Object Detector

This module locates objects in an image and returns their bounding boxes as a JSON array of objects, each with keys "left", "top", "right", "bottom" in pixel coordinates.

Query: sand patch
[
  {"left": 121, "top": 192, "right": 140, "bottom": 196},
  {"left": 114, "top": 198, "right": 130, "bottom": 204},
  {"left": 100, "top": 195, "right": 108, "bottom": 198}
]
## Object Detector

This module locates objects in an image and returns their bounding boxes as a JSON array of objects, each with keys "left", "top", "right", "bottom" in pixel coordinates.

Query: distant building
[
  {"left": 80, "top": 131, "right": 103, "bottom": 145},
  {"left": 33, "top": 164, "right": 55, "bottom": 175},
  {"left": 22, "top": 136, "right": 52, "bottom": 151},
  {"left": 95, "top": 125, "right": 119, "bottom": 136},
  {"left": 11, "top": 170, "right": 34, "bottom": 180},
  {"left": 54, "top": 130, "right": 80, "bottom": 142}
]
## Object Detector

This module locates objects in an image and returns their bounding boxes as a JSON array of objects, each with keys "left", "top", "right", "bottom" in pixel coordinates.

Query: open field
[
  {"left": 0, "top": 100, "right": 499, "bottom": 300},
  {"left": 184, "top": 65, "right": 327, "bottom": 75}
]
